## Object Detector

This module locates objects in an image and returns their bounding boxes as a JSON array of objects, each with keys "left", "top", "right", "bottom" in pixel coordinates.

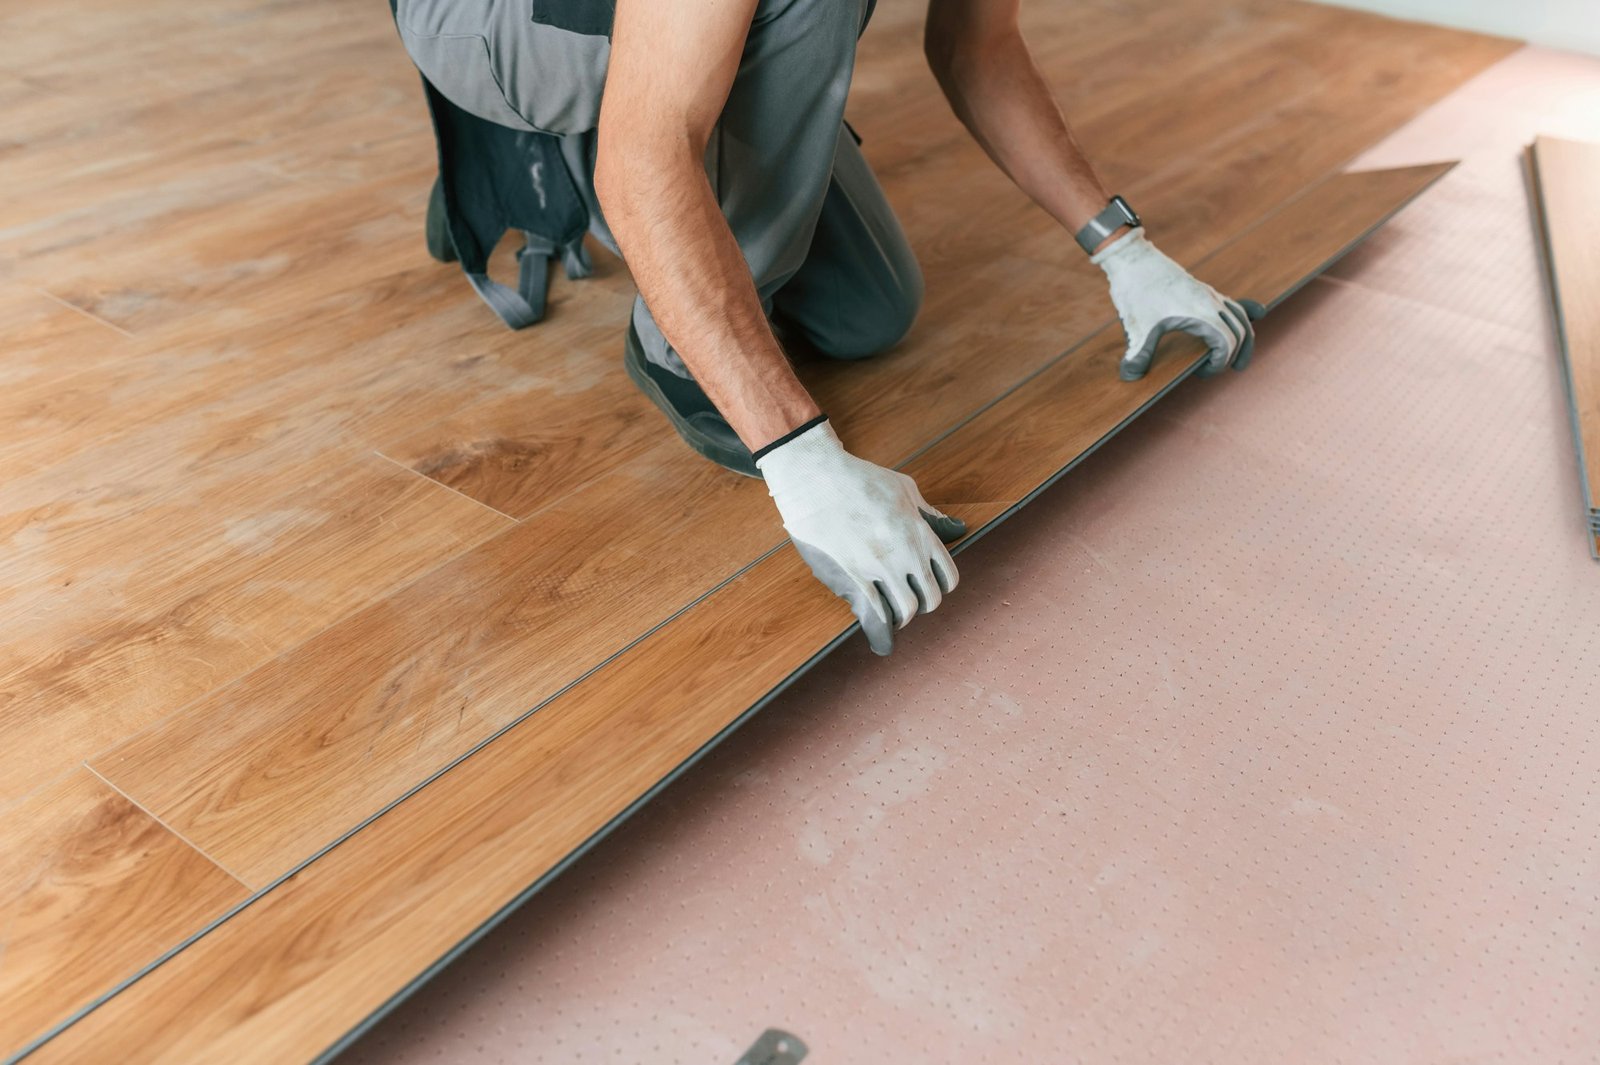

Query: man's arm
[
  {"left": 594, "top": 0, "right": 818, "bottom": 453},
  {"left": 924, "top": 0, "right": 1125, "bottom": 249},
  {"left": 596, "top": 0, "right": 965, "bottom": 656},
  {"left": 924, "top": 0, "right": 1258, "bottom": 380}
]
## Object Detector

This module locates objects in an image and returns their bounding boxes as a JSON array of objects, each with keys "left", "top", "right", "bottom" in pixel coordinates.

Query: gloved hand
[
  {"left": 755, "top": 417, "right": 963, "bottom": 656},
  {"left": 1092, "top": 226, "right": 1267, "bottom": 381}
]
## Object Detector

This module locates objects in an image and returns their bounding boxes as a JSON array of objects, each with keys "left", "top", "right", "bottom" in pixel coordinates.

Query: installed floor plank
[
  {"left": 0, "top": 768, "right": 248, "bottom": 1055},
  {"left": 0, "top": 453, "right": 512, "bottom": 805},
  {"left": 26, "top": 164, "right": 1452, "bottom": 1064},
  {"left": 792, "top": 16, "right": 1511, "bottom": 471},
  {"left": 375, "top": 317, "right": 663, "bottom": 520},
  {"left": 907, "top": 165, "right": 1455, "bottom": 505},
  {"left": 85, "top": 169, "right": 1452, "bottom": 891},
  {"left": 22, "top": 513, "right": 1000, "bottom": 1065},
  {"left": 1527, "top": 135, "right": 1600, "bottom": 556},
  {"left": 1, "top": 0, "right": 1510, "bottom": 1055},
  {"left": 0, "top": 288, "right": 136, "bottom": 477},
  {"left": 90, "top": 447, "right": 783, "bottom": 886}
]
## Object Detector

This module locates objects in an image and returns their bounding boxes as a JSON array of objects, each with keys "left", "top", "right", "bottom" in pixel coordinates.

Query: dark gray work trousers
[{"left": 396, "top": 0, "right": 923, "bottom": 379}]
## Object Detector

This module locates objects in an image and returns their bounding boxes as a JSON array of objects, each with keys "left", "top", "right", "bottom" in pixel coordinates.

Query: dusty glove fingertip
[
  {"left": 864, "top": 588, "right": 897, "bottom": 655},
  {"left": 921, "top": 510, "right": 967, "bottom": 543}
]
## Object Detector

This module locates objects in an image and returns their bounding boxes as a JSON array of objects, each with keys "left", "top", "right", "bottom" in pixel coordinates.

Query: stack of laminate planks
[{"left": 1527, "top": 135, "right": 1600, "bottom": 559}]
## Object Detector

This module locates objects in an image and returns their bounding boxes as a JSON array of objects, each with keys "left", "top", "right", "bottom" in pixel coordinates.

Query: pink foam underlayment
[{"left": 345, "top": 47, "right": 1600, "bottom": 1065}]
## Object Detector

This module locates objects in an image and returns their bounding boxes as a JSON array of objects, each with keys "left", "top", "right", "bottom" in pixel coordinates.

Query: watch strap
[{"left": 1074, "top": 195, "right": 1141, "bottom": 255}]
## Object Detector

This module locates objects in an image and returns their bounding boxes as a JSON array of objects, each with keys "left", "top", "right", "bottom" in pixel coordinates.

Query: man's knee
[{"left": 821, "top": 261, "right": 924, "bottom": 360}]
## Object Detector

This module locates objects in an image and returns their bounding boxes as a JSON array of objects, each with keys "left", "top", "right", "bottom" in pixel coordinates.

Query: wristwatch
[{"left": 1074, "top": 194, "right": 1141, "bottom": 254}]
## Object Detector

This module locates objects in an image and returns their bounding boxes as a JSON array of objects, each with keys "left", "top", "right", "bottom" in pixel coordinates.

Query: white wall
[{"left": 1309, "top": 0, "right": 1600, "bottom": 57}]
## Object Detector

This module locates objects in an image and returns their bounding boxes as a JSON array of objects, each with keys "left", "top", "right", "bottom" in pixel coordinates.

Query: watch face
[{"left": 1113, "top": 196, "right": 1140, "bottom": 226}]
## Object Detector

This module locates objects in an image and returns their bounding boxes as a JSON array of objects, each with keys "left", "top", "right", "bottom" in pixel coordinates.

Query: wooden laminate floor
[{"left": 0, "top": 0, "right": 1512, "bottom": 1059}]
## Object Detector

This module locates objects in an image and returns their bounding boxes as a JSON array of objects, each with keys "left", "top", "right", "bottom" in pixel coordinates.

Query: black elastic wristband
[{"left": 751, "top": 413, "right": 829, "bottom": 463}]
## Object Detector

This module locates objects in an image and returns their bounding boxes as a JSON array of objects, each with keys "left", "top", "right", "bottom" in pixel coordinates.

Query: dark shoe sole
[{"left": 622, "top": 322, "right": 762, "bottom": 479}]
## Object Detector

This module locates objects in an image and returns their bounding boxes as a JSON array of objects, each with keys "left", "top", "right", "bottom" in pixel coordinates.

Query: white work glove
[
  {"left": 755, "top": 417, "right": 963, "bottom": 656},
  {"left": 1092, "top": 226, "right": 1265, "bottom": 381}
]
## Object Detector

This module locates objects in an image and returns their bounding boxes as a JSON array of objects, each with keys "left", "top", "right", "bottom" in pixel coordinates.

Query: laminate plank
[
  {"left": 376, "top": 319, "right": 664, "bottom": 520},
  {"left": 22, "top": 162, "right": 1452, "bottom": 1064},
  {"left": 90, "top": 446, "right": 785, "bottom": 886},
  {"left": 20, "top": 500, "right": 1002, "bottom": 1065},
  {"left": 1087, "top": 12, "right": 1512, "bottom": 187},
  {"left": 0, "top": 286, "right": 129, "bottom": 394},
  {"left": 4, "top": 168, "right": 428, "bottom": 335},
  {"left": 0, "top": 767, "right": 248, "bottom": 1056},
  {"left": 74, "top": 7, "right": 1493, "bottom": 892},
  {"left": 87, "top": 160, "right": 1446, "bottom": 946},
  {"left": 907, "top": 164, "right": 1456, "bottom": 504},
  {"left": 1527, "top": 135, "right": 1600, "bottom": 555},
  {"left": 795, "top": 20, "right": 1511, "bottom": 471},
  {"left": 857, "top": 0, "right": 1333, "bottom": 174},
  {"left": 0, "top": 6, "right": 397, "bottom": 131},
  {"left": 0, "top": 42, "right": 420, "bottom": 221},
  {"left": 0, "top": 231, "right": 573, "bottom": 488},
  {"left": 0, "top": 0, "right": 1505, "bottom": 1053},
  {"left": 0, "top": 274, "right": 523, "bottom": 580},
  {"left": 0, "top": 452, "right": 513, "bottom": 805}
]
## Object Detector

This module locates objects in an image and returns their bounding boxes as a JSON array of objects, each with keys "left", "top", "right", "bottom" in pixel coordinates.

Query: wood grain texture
[
  {"left": 0, "top": 288, "right": 134, "bottom": 478},
  {"left": 28, "top": 163, "right": 1452, "bottom": 1063},
  {"left": 1527, "top": 136, "right": 1600, "bottom": 551},
  {"left": 18, "top": 501, "right": 999, "bottom": 1065},
  {"left": 0, "top": 453, "right": 511, "bottom": 806},
  {"left": 84, "top": 173, "right": 1454, "bottom": 887},
  {"left": 908, "top": 165, "right": 1456, "bottom": 505},
  {"left": 375, "top": 317, "right": 665, "bottom": 520},
  {"left": 0, "top": 0, "right": 1510, "bottom": 1055},
  {"left": 0, "top": 768, "right": 248, "bottom": 1055},
  {"left": 787, "top": 13, "right": 1510, "bottom": 472},
  {"left": 90, "top": 448, "right": 785, "bottom": 886}
]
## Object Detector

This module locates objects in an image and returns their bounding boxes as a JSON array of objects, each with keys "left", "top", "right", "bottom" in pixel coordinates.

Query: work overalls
[{"left": 394, "top": 0, "right": 922, "bottom": 381}]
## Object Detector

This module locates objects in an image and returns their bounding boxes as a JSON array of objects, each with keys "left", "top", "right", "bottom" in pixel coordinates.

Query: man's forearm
[
  {"left": 926, "top": 27, "right": 1125, "bottom": 249},
  {"left": 594, "top": 138, "right": 820, "bottom": 452}
]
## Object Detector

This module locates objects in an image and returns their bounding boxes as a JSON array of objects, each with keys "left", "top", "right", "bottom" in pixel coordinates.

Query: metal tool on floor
[{"left": 735, "top": 1028, "right": 808, "bottom": 1065}]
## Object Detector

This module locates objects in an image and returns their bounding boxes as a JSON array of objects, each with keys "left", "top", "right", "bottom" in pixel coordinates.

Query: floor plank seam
[
  {"left": 37, "top": 534, "right": 803, "bottom": 1052},
  {"left": 23, "top": 167, "right": 1457, "bottom": 1057},
  {"left": 26, "top": 286, "right": 136, "bottom": 340},
  {"left": 59, "top": 482, "right": 526, "bottom": 815},
  {"left": 256, "top": 167, "right": 1474, "bottom": 1065},
  {"left": 0, "top": 6, "right": 1522, "bottom": 1057},
  {"left": 78, "top": 763, "right": 252, "bottom": 891},
  {"left": 4, "top": 875, "right": 267, "bottom": 1065},
  {"left": 894, "top": 317, "right": 1121, "bottom": 480},
  {"left": 370, "top": 449, "right": 523, "bottom": 524},
  {"left": 73, "top": 505, "right": 783, "bottom": 878}
]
